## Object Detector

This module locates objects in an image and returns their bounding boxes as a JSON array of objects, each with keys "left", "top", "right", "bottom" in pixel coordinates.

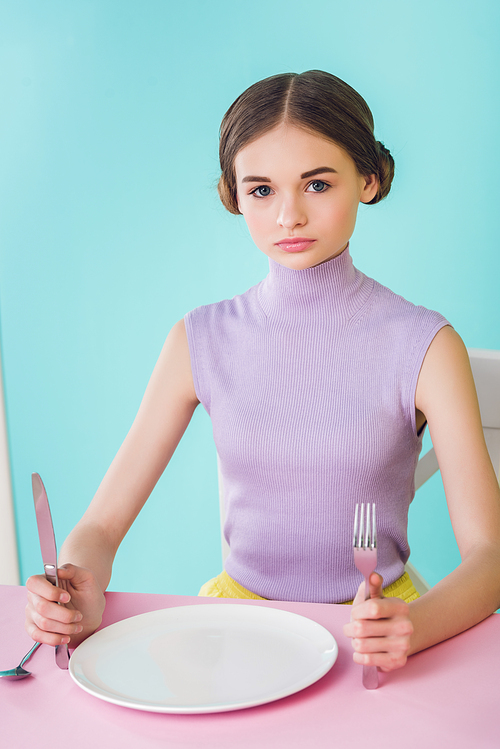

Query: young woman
[{"left": 25, "top": 71, "right": 500, "bottom": 673}]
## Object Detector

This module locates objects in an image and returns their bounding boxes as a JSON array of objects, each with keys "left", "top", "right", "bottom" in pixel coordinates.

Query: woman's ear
[{"left": 360, "top": 174, "right": 379, "bottom": 204}]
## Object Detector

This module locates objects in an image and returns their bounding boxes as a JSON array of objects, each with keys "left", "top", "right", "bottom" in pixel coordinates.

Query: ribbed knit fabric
[{"left": 184, "top": 246, "right": 449, "bottom": 603}]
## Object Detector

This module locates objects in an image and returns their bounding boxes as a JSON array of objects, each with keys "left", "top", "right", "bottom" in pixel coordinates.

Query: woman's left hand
[{"left": 343, "top": 572, "right": 413, "bottom": 672}]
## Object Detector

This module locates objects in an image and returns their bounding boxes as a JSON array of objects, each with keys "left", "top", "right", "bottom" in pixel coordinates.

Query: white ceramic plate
[{"left": 69, "top": 603, "right": 338, "bottom": 713}]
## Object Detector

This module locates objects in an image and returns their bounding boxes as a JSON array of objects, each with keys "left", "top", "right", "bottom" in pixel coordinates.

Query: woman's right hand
[{"left": 25, "top": 564, "right": 106, "bottom": 648}]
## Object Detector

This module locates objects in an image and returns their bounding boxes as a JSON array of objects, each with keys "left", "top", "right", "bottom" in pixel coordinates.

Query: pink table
[{"left": 1, "top": 585, "right": 498, "bottom": 748}]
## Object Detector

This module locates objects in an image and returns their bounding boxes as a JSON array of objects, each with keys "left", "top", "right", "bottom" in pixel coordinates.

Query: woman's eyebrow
[
  {"left": 241, "top": 166, "right": 337, "bottom": 184},
  {"left": 300, "top": 166, "right": 337, "bottom": 179},
  {"left": 241, "top": 175, "right": 271, "bottom": 183}
]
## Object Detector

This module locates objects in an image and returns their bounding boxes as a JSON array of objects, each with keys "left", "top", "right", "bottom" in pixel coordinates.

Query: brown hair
[{"left": 218, "top": 70, "right": 394, "bottom": 215}]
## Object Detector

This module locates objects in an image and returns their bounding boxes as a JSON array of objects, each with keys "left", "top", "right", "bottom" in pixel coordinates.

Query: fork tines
[{"left": 353, "top": 503, "right": 377, "bottom": 550}]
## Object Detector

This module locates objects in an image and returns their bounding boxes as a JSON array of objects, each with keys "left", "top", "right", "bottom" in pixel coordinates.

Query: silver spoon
[{"left": 0, "top": 642, "right": 42, "bottom": 680}]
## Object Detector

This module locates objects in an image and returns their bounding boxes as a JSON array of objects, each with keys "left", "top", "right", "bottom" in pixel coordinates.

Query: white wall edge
[{"left": 0, "top": 346, "right": 20, "bottom": 585}]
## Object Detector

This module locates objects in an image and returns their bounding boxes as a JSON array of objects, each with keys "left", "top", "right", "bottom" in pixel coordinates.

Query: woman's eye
[
  {"left": 252, "top": 185, "right": 272, "bottom": 198},
  {"left": 307, "top": 180, "right": 329, "bottom": 192}
]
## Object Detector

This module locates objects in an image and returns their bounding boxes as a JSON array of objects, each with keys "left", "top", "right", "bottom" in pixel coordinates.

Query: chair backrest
[
  {"left": 465, "top": 348, "right": 500, "bottom": 476},
  {"left": 218, "top": 454, "right": 231, "bottom": 565},
  {"left": 218, "top": 349, "right": 500, "bottom": 593}
]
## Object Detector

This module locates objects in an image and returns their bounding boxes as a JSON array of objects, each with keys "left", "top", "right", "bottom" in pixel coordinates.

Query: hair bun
[{"left": 369, "top": 141, "right": 395, "bottom": 204}]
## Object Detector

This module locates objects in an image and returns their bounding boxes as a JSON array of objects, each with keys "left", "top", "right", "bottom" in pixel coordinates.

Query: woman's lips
[{"left": 275, "top": 238, "right": 316, "bottom": 253}]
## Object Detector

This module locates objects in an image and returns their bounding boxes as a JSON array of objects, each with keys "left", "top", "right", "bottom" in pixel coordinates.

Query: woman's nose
[{"left": 277, "top": 196, "right": 306, "bottom": 229}]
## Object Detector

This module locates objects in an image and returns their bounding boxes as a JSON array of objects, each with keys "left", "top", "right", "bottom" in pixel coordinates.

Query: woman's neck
[{"left": 257, "top": 244, "right": 372, "bottom": 320}]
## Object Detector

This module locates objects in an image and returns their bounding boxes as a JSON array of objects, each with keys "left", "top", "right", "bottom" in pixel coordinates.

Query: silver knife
[{"left": 32, "top": 472, "right": 70, "bottom": 669}]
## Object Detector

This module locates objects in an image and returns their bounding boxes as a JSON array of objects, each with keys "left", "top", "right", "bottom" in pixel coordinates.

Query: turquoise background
[{"left": 1, "top": 1, "right": 498, "bottom": 594}]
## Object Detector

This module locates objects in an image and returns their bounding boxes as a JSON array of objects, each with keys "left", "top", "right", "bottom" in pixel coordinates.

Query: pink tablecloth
[{"left": 1, "top": 585, "right": 498, "bottom": 748}]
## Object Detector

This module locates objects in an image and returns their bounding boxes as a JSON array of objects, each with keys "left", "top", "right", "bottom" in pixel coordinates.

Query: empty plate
[{"left": 69, "top": 603, "right": 338, "bottom": 713}]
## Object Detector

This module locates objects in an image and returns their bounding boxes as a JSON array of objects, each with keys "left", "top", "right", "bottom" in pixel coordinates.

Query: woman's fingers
[
  {"left": 26, "top": 573, "right": 70, "bottom": 603},
  {"left": 343, "top": 594, "right": 413, "bottom": 672},
  {"left": 351, "top": 572, "right": 384, "bottom": 606},
  {"left": 367, "top": 572, "right": 384, "bottom": 598},
  {"left": 31, "top": 591, "right": 82, "bottom": 624},
  {"left": 25, "top": 572, "right": 83, "bottom": 644},
  {"left": 348, "top": 612, "right": 413, "bottom": 639},
  {"left": 25, "top": 612, "right": 84, "bottom": 646},
  {"left": 26, "top": 614, "right": 84, "bottom": 645},
  {"left": 349, "top": 625, "right": 412, "bottom": 671},
  {"left": 57, "top": 563, "right": 80, "bottom": 581},
  {"left": 353, "top": 649, "right": 409, "bottom": 672},
  {"left": 25, "top": 565, "right": 106, "bottom": 647},
  {"left": 352, "top": 632, "right": 410, "bottom": 654},
  {"left": 25, "top": 623, "right": 72, "bottom": 647},
  {"left": 349, "top": 594, "right": 409, "bottom": 621}
]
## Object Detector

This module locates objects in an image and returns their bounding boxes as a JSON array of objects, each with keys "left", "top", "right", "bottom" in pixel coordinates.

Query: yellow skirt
[{"left": 198, "top": 569, "right": 420, "bottom": 604}]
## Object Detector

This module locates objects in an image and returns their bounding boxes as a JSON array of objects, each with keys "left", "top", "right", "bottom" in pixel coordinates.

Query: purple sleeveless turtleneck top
[{"left": 184, "top": 247, "right": 449, "bottom": 603}]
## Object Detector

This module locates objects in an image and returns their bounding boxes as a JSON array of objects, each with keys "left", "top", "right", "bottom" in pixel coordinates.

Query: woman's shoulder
[
  {"left": 369, "top": 275, "right": 449, "bottom": 331},
  {"left": 184, "top": 280, "right": 263, "bottom": 328}
]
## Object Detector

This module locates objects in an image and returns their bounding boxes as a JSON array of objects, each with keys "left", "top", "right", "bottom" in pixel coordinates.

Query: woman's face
[{"left": 234, "top": 124, "right": 378, "bottom": 269}]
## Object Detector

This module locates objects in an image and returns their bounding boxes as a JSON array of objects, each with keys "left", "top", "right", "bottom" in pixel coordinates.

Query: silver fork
[{"left": 353, "top": 502, "right": 378, "bottom": 690}]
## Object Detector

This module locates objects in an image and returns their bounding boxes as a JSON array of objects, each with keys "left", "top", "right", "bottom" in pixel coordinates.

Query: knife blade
[{"left": 32, "top": 472, "right": 70, "bottom": 669}]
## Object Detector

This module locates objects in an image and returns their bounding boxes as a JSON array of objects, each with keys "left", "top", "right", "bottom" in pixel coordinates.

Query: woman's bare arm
[
  {"left": 60, "top": 319, "right": 199, "bottom": 581},
  {"left": 344, "top": 326, "right": 500, "bottom": 669},
  {"left": 408, "top": 325, "right": 500, "bottom": 653},
  {"left": 26, "top": 319, "right": 199, "bottom": 646}
]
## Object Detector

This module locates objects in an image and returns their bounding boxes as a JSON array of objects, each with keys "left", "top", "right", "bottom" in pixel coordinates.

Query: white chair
[{"left": 218, "top": 348, "right": 500, "bottom": 597}]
